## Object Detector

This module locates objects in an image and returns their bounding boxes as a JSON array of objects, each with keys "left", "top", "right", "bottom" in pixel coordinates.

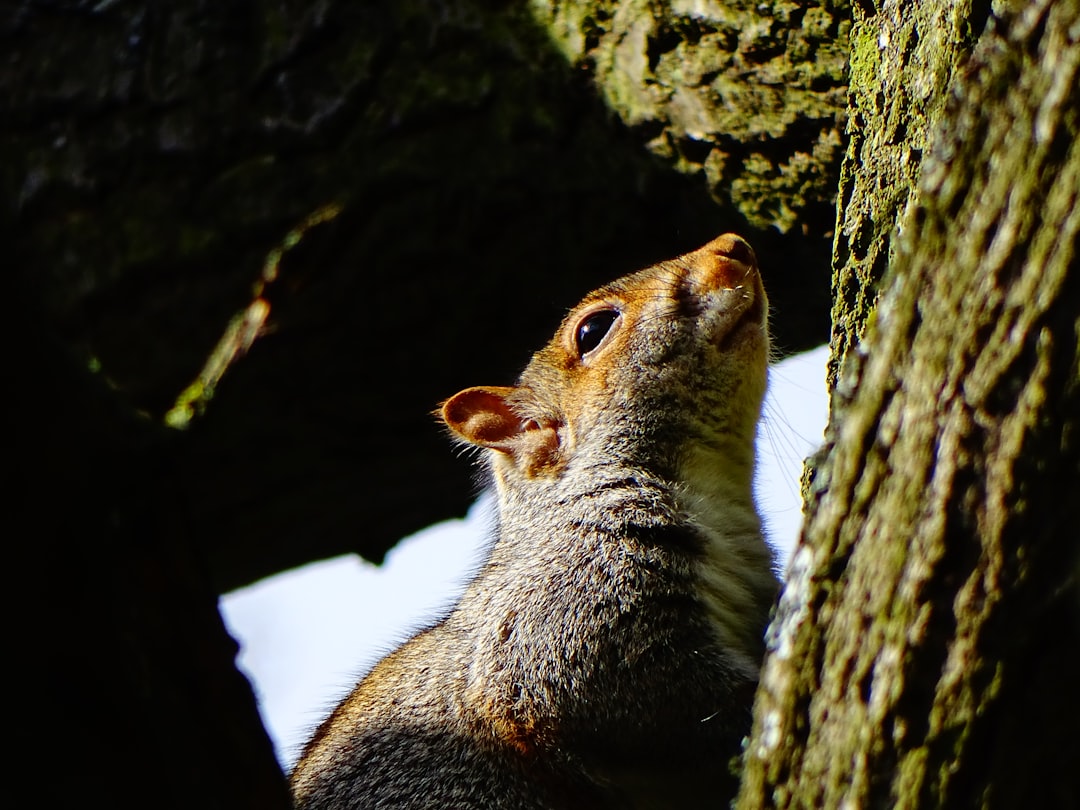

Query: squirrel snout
[
  {"left": 693, "top": 233, "right": 760, "bottom": 295},
  {"left": 685, "top": 233, "right": 767, "bottom": 329},
  {"left": 703, "top": 233, "right": 757, "bottom": 268}
]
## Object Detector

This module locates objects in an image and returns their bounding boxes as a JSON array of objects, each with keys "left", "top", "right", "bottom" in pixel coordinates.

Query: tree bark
[
  {"left": 739, "top": 1, "right": 1080, "bottom": 807},
  {"left": 532, "top": 0, "right": 849, "bottom": 237},
  {"left": 827, "top": 0, "right": 989, "bottom": 386},
  {"left": 8, "top": 286, "right": 291, "bottom": 809}
]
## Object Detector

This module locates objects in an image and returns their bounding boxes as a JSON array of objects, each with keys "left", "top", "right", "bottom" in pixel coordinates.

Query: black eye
[{"left": 575, "top": 309, "right": 619, "bottom": 356}]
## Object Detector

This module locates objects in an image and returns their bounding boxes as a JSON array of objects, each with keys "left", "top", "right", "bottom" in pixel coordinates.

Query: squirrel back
[{"left": 290, "top": 233, "right": 779, "bottom": 809}]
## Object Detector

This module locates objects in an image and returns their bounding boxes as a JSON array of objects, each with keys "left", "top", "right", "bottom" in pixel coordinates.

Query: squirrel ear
[
  {"left": 441, "top": 387, "right": 563, "bottom": 474},
  {"left": 441, "top": 387, "right": 526, "bottom": 450}
]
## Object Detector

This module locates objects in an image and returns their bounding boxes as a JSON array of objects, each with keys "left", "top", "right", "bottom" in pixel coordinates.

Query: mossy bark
[
  {"left": 828, "top": 0, "right": 989, "bottom": 387},
  {"left": 739, "top": 1, "right": 1080, "bottom": 807},
  {"left": 531, "top": 0, "right": 849, "bottom": 235}
]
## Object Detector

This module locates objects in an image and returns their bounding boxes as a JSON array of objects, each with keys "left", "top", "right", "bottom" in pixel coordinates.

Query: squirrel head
[{"left": 441, "top": 233, "right": 769, "bottom": 492}]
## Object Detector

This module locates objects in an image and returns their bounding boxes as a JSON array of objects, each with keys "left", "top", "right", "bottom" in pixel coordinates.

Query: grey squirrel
[{"left": 290, "top": 233, "right": 779, "bottom": 809}]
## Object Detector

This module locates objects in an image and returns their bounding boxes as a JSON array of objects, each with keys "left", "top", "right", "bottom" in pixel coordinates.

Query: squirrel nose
[
  {"left": 705, "top": 233, "right": 757, "bottom": 268},
  {"left": 691, "top": 233, "right": 760, "bottom": 295}
]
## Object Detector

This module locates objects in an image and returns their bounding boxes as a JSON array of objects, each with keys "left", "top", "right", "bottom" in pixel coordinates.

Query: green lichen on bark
[
  {"left": 530, "top": 0, "right": 850, "bottom": 233},
  {"left": 828, "top": 0, "right": 988, "bottom": 389}
]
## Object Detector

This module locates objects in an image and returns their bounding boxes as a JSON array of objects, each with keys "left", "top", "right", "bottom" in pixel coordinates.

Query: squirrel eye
[{"left": 575, "top": 309, "right": 620, "bottom": 356}]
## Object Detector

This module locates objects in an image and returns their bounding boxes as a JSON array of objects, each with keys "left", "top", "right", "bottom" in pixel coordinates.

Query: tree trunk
[{"left": 738, "top": 1, "right": 1080, "bottom": 807}]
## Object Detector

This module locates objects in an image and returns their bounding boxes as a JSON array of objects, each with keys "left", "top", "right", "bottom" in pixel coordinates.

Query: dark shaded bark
[
  {"left": 8, "top": 285, "right": 290, "bottom": 809},
  {"left": 739, "top": 1, "right": 1080, "bottom": 806},
  {"left": 827, "top": 0, "right": 990, "bottom": 387}
]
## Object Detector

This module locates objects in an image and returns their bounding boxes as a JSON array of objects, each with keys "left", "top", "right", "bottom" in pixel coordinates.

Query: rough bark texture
[
  {"left": 739, "top": 1, "right": 1080, "bottom": 807},
  {"left": 828, "top": 0, "right": 989, "bottom": 387},
  {"left": 6, "top": 0, "right": 846, "bottom": 591},
  {"left": 532, "top": 0, "right": 849, "bottom": 235}
]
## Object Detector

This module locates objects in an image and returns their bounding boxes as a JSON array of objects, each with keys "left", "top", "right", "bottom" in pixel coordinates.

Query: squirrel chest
[{"left": 290, "top": 234, "right": 779, "bottom": 809}]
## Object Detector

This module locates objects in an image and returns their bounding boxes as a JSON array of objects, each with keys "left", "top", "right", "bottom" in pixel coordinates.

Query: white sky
[{"left": 220, "top": 344, "right": 831, "bottom": 768}]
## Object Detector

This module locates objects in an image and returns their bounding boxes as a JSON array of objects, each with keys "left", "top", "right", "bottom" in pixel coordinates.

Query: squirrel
[{"left": 290, "top": 233, "right": 779, "bottom": 809}]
